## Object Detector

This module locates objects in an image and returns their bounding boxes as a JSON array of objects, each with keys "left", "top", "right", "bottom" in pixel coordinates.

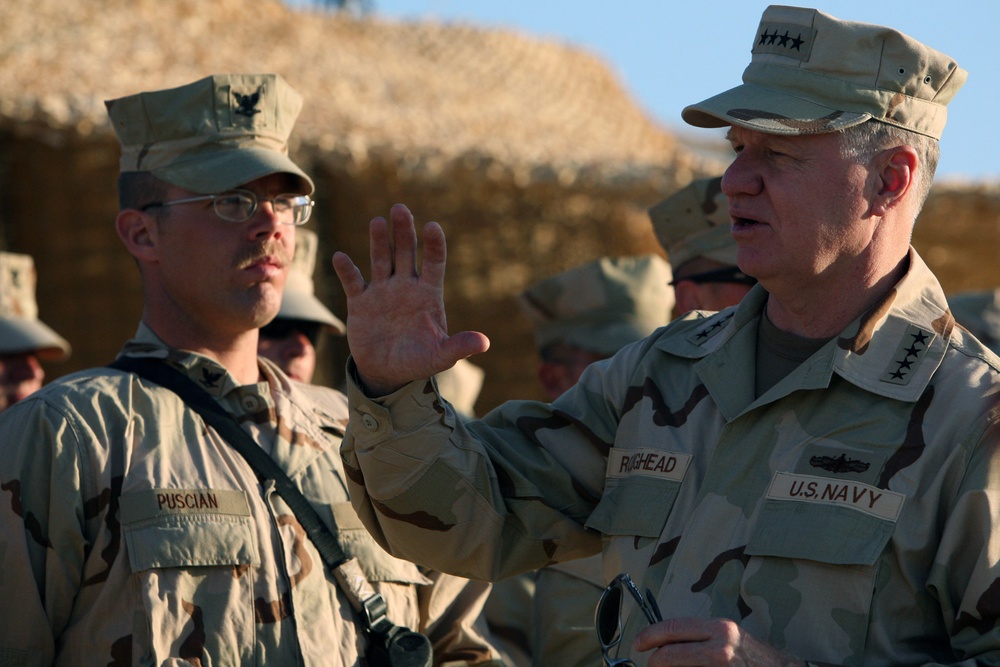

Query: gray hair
[{"left": 837, "top": 120, "right": 939, "bottom": 211}]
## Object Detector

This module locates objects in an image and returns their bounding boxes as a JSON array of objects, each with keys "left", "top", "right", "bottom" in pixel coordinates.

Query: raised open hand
[{"left": 332, "top": 204, "right": 490, "bottom": 396}]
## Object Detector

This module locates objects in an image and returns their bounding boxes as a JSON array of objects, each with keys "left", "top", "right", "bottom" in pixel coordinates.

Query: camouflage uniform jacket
[
  {"left": 0, "top": 324, "right": 500, "bottom": 667},
  {"left": 342, "top": 249, "right": 1000, "bottom": 666}
]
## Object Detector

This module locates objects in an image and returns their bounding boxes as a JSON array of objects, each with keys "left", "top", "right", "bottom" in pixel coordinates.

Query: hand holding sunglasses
[{"left": 595, "top": 573, "right": 663, "bottom": 667}]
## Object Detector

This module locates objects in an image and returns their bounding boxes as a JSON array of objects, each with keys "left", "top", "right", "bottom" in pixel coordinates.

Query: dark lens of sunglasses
[{"left": 597, "top": 585, "right": 623, "bottom": 645}]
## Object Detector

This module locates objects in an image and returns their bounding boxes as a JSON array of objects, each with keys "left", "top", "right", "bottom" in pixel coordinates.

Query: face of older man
[
  {"left": 0, "top": 351, "right": 44, "bottom": 412},
  {"left": 722, "top": 126, "right": 878, "bottom": 295}
]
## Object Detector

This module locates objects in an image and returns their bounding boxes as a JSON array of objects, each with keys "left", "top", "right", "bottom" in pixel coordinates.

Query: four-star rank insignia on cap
[
  {"left": 880, "top": 324, "right": 934, "bottom": 385},
  {"left": 752, "top": 21, "right": 816, "bottom": 61}
]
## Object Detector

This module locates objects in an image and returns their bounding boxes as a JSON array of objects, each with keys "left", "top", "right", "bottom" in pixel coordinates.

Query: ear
[
  {"left": 115, "top": 208, "right": 159, "bottom": 263},
  {"left": 870, "top": 145, "right": 918, "bottom": 217}
]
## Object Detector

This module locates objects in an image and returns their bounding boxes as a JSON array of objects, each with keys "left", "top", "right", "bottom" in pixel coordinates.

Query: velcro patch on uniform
[
  {"left": 752, "top": 22, "right": 816, "bottom": 61},
  {"left": 607, "top": 448, "right": 691, "bottom": 482},
  {"left": 880, "top": 324, "right": 935, "bottom": 385},
  {"left": 120, "top": 488, "right": 251, "bottom": 524},
  {"left": 766, "top": 471, "right": 904, "bottom": 521}
]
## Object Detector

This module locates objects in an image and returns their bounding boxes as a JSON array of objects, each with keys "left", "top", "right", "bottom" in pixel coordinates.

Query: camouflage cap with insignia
[
  {"left": 105, "top": 73, "right": 314, "bottom": 194},
  {"left": 519, "top": 255, "right": 673, "bottom": 357},
  {"left": 648, "top": 176, "right": 738, "bottom": 270},
  {"left": 274, "top": 229, "right": 345, "bottom": 334},
  {"left": 683, "top": 5, "right": 967, "bottom": 139},
  {"left": 0, "top": 252, "right": 71, "bottom": 361}
]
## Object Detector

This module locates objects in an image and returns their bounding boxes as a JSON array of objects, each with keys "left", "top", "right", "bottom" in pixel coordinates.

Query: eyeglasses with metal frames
[
  {"left": 595, "top": 573, "right": 663, "bottom": 667},
  {"left": 141, "top": 189, "right": 314, "bottom": 226}
]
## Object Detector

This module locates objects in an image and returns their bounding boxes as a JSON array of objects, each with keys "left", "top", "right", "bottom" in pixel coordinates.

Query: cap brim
[
  {"left": 154, "top": 146, "right": 314, "bottom": 195},
  {"left": 277, "top": 291, "right": 345, "bottom": 335},
  {"left": 0, "top": 318, "right": 71, "bottom": 361},
  {"left": 682, "top": 82, "right": 870, "bottom": 136}
]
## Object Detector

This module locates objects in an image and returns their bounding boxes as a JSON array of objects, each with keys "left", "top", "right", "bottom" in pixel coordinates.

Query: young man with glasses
[
  {"left": 332, "top": 7, "right": 1000, "bottom": 666},
  {"left": 0, "top": 73, "right": 500, "bottom": 666}
]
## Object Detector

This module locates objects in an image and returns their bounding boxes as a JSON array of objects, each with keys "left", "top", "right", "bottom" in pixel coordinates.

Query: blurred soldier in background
[
  {"left": 648, "top": 176, "right": 756, "bottom": 317},
  {"left": 482, "top": 254, "right": 672, "bottom": 667},
  {"left": 0, "top": 251, "right": 71, "bottom": 413},
  {"left": 948, "top": 288, "right": 1000, "bottom": 356},
  {"left": 258, "top": 228, "right": 345, "bottom": 383}
]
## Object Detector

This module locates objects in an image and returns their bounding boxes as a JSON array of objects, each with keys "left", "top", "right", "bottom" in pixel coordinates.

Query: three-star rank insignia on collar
[
  {"left": 880, "top": 324, "right": 934, "bottom": 385},
  {"left": 687, "top": 311, "right": 735, "bottom": 346}
]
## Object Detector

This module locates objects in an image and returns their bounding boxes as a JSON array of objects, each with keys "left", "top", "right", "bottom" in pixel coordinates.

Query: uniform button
[
  {"left": 362, "top": 414, "right": 378, "bottom": 431},
  {"left": 242, "top": 396, "right": 262, "bottom": 411}
]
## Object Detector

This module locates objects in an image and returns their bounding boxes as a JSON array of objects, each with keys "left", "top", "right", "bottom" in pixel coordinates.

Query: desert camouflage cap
[
  {"left": 274, "top": 229, "right": 345, "bottom": 334},
  {"left": 682, "top": 5, "right": 967, "bottom": 139},
  {"left": 0, "top": 252, "right": 71, "bottom": 360},
  {"left": 519, "top": 255, "right": 673, "bottom": 357},
  {"left": 435, "top": 359, "right": 485, "bottom": 419},
  {"left": 105, "top": 73, "right": 314, "bottom": 194},
  {"left": 648, "top": 176, "right": 739, "bottom": 270}
]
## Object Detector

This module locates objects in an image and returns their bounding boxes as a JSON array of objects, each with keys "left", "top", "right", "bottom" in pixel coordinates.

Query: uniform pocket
[
  {"left": 586, "top": 447, "right": 691, "bottom": 537},
  {"left": 120, "top": 488, "right": 259, "bottom": 570},
  {"left": 746, "top": 472, "right": 901, "bottom": 564},
  {"left": 740, "top": 472, "right": 904, "bottom": 665}
]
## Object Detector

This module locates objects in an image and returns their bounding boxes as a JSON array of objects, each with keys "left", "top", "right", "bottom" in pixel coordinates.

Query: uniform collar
[{"left": 656, "top": 248, "right": 955, "bottom": 405}]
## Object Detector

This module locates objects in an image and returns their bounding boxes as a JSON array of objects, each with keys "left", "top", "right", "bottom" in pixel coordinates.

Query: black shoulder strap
[
  {"left": 108, "top": 356, "right": 348, "bottom": 571},
  {"left": 110, "top": 356, "right": 435, "bottom": 664}
]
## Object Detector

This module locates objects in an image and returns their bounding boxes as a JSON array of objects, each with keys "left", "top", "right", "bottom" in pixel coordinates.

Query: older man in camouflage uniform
[
  {"left": 648, "top": 176, "right": 756, "bottom": 318},
  {"left": 0, "top": 73, "right": 500, "bottom": 666},
  {"left": 333, "top": 6, "right": 1000, "bottom": 666}
]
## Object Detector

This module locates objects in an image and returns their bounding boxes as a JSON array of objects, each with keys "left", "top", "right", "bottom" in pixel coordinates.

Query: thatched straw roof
[{"left": 0, "top": 0, "right": 713, "bottom": 180}]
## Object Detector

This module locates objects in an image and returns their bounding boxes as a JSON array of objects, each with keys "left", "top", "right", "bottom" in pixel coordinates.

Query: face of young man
[
  {"left": 258, "top": 320, "right": 321, "bottom": 384},
  {"left": 0, "top": 352, "right": 44, "bottom": 412},
  {"left": 722, "top": 126, "right": 877, "bottom": 295},
  {"left": 149, "top": 173, "right": 300, "bottom": 338}
]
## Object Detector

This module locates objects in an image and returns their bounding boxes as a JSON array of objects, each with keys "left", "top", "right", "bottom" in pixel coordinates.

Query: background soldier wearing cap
[
  {"left": 0, "top": 73, "right": 499, "bottom": 666},
  {"left": 258, "top": 228, "right": 345, "bottom": 383},
  {"left": 0, "top": 251, "right": 71, "bottom": 412},
  {"left": 948, "top": 288, "right": 1000, "bottom": 356},
  {"left": 648, "top": 176, "right": 756, "bottom": 318},
  {"left": 481, "top": 254, "right": 672, "bottom": 667},
  {"left": 331, "top": 4, "right": 1000, "bottom": 664}
]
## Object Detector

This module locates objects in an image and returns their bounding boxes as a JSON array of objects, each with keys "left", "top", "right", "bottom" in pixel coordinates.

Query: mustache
[{"left": 234, "top": 243, "right": 291, "bottom": 270}]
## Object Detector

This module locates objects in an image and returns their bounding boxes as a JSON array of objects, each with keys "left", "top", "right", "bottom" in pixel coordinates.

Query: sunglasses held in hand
[{"left": 596, "top": 573, "right": 663, "bottom": 667}]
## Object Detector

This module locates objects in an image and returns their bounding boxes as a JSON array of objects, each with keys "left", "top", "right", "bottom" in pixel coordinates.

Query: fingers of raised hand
[
  {"left": 332, "top": 251, "right": 366, "bottom": 298},
  {"left": 390, "top": 204, "right": 418, "bottom": 278}
]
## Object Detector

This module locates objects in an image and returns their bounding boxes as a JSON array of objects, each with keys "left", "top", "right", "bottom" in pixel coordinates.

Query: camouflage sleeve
[
  {"left": 340, "top": 349, "right": 630, "bottom": 580},
  {"left": 926, "top": 417, "right": 1000, "bottom": 661},
  {"left": 417, "top": 571, "right": 504, "bottom": 666},
  {"left": 0, "top": 397, "right": 92, "bottom": 664}
]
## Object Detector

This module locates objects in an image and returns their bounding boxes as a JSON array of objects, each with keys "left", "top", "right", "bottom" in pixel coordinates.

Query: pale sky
[{"left": 355, "top": 0, "right": 999, "bottom": 182}]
